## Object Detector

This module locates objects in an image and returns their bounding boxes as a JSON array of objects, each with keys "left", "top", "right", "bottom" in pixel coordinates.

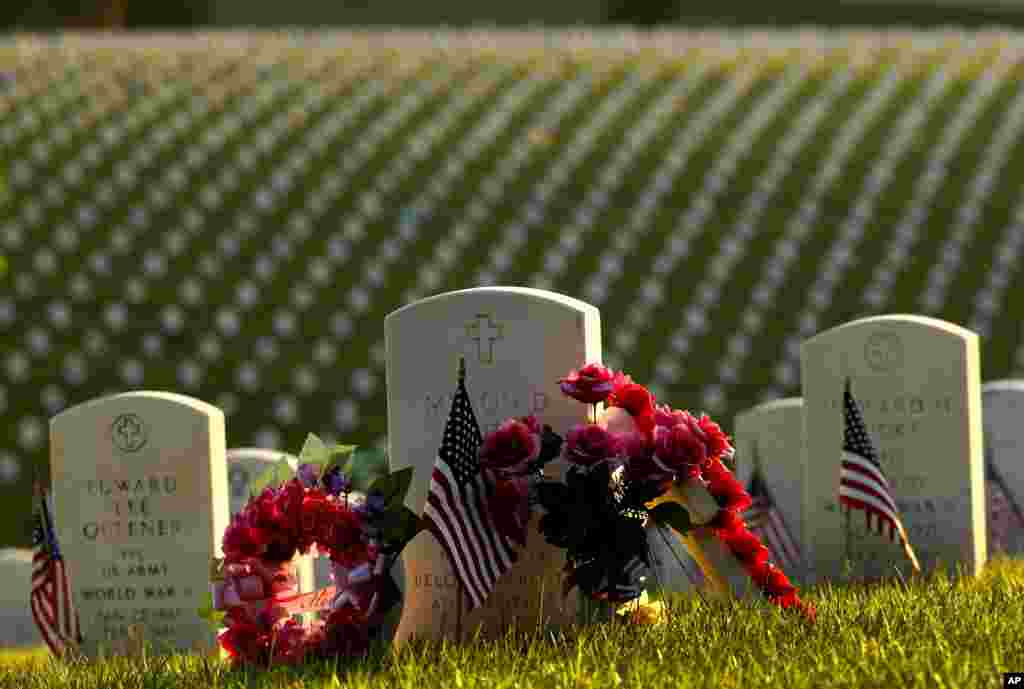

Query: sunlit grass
[{"left": 3, "top": 557, "right": 1021, "bottom": 689}]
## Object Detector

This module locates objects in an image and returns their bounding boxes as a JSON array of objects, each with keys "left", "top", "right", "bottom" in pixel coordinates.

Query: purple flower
[
  {"left": 355, "top": 491, "right": 387, "bottom": 516},
  {"left": 297, "top": 463, "right": 320, "bottom": 488},
  {"left": 322, "top": 466, "right": 352, "bottom": 497}
]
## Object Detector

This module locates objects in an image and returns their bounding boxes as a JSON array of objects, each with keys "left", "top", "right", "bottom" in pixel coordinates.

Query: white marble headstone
[
  {"left": 734, "top": 397, "right": 807, "bottom": 582},
  {"left": 225, "top": 448, "right": 315, "bottom": 596},
  {"left": 801, "top": 315, "right": 986, "bottom": 583},
  {"left": 0, "top": 549, "right": 40, "bottom": 647},
  {"left": 385, "top": 287, "right": 600, "bottom": 642},
  {"left": 50, "top": 392, "right": 229, "bottom": 657},
  {"left": 981, "top": 381, "right": 1024, "bottom": 555}
]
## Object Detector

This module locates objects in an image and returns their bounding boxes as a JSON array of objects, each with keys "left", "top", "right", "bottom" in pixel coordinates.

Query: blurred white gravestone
[
  {"left": 981, "top": 382, "right": 1024, "bottom": 555},
  {"left": 734, "top": 398, "right": 807, "bottom": 583},
  {"left": 0, "top": 549, "right": 41, "bottom": 647},
  {"left": 644, "top": 524, "right": 704, "bottom": 596},
  {"left": 801, "top": 315, "right": 986, "bottom": 584},
  {"left": 385, "top": 287, "right": 599, "bottom": 643},
  {"left": 225, "top": 448, "right": 315, "bottom": 596},
  {"left": 49, "top": 392, "right": 229, "bottom": 657}
]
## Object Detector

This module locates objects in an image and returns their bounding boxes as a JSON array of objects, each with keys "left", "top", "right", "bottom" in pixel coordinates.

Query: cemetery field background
[
  {"left": 1, "top": 557, "right": 1022, "bottom": 688},
  {"left": 6, "top": 30, "right": 1024, "bottom": 549}
]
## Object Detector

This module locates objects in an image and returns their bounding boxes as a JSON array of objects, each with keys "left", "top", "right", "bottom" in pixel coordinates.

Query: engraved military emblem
[
  {"left": 864, "top": 331, "right": 903, "bottom": 372},
  {"left": 465, "top": 313, "right": 503, "bottom": 365},
  {"left": 111, "top": 413, "right": 148, "bottom": 453}
]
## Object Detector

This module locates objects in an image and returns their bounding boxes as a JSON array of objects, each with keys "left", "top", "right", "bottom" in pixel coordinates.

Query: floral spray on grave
[
  {"left": 476, "top": 363, "right": 816, "bottom": 623},
  {"left": 202, "top": 435, "right": 422, "bottom": 668}
]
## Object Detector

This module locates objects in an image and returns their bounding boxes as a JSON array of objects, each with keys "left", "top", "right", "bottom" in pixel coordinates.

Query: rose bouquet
[
  {"left": 478, "top": 363, "right": 815, "bottom": 621},
  {"left": 206, "top": 434, "right": 421, "bottom": 667}
]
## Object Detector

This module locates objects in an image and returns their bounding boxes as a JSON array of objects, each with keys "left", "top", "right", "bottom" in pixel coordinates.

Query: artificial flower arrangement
[
  {"left": 202, "top": 435, "right": 421, "bottom": 667},
  {"left": 477, "top": 363, "right": 816, "bottom": 621}
]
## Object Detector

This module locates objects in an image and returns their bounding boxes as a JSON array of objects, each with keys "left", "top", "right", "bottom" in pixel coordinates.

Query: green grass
[{"left": 3, "top": 556, "right": 1023, "bottom": 688}]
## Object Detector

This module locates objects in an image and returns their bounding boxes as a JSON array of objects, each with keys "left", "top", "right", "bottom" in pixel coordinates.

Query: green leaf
[
  {"left": 375, "top": 506, "right": 422, "bottom": 546},
  {"left": 348, "top": 446, "right": 388, "bottom": 492},
  {"left": 249, "top": 453, "right": 297, "bottom": 495},
  {"left": 298, "top": 433, "right": 330, "bottom": 466},
  {"left": 368, "top": 467, "right": 414, "bottom": 510},
  {"left": 197, "top": 592, "right": 226, "bottom": 632},
  {"left": 323, "top": 443, "right": 358, "bottom": 474},
  {"left": 649, "top": 502, "right": 695, "bottom": 536}
]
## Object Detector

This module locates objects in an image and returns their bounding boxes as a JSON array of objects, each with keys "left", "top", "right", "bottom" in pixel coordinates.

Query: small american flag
[
  {"left": 743, "top": 456, "right": 804, "bottom": 575},
  {"left": 986, "top": 447, "right": 1024, "bottom": 553},
  {"left": 422, "top": 358, "right": 518, "bottom": 610},
  {"left": 839, "top": 378, "right": 921, "bottom": 572},
  {"left": 31, "top": 481, "right": 82, "bottom": 656}
]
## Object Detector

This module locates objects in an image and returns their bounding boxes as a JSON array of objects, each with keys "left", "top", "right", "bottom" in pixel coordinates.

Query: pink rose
[
  {"left": 479, "top": 418, "right": 540, "bottom": 473},
  {"left": 564, "top": 424, "right": 620, "bottom": 466},
  {"left": 559, "top": 363, "right": 616, "bottom": 404},
  {"left": 653, "top": 423, "right": 707, "bottom": 474},
  {"left": 617, "top": 430, "right": 651, "bottom": 458}
]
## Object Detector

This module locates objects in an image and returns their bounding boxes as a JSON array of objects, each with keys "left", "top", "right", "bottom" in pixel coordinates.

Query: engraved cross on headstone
[
  {"left": 113, "top": 414, "right": 146, "bottom": 452},
  {"left": 465, "top": 314, "right": 503, "bottom": 365}
]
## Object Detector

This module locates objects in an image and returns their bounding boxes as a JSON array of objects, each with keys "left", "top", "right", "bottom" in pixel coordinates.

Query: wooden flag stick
[{"left": 896, "top": 523, "right": 922, "bottom": 573}]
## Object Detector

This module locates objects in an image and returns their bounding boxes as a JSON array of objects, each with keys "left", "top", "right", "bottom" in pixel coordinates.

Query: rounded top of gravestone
[
  {"left": 50, "top": 390, "right": 224, "bottom": 424},
  {"left": 0, "top": 548, "right": 32, "bottom": 564},
  {"left": 735, "top": 397, "right": 803, "bottom": 422},
  {"left": 386, "top": 286, "right": 598, "bottom": 323},
  {"left": 982, "top": 380, "right": 1024, "bottom": 394},
  {"left": 801, "top": 314, "right": 977, "bottom": 350},
  {"left": 226, "top": 447, "right": 299, "bottom": 470}
]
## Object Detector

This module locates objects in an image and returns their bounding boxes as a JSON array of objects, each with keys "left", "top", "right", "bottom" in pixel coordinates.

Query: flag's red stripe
[
  {"left": 767, "top": 509, "right": 802, "bottom": 569},
  {"left": 840, "top": 471, "right": 898, "bottom": 516},
  {"left": 31, "top": 593, "right": 62, "bottom": 656},
  {"left": 57, "top": 561, "right": 76, "bottom": 640},
  {"left": 841, "top": 456, "right": 896, "bottom": 507},
  {"left": 839, "top": 495, "right": 900, "bottom": 539},
  {"left": 426, "top": 468, "right": 491, "bottom": 606},
  {"left": 468, "top": 474, "right": 516, "bottom": 572},
  {"left": 425, "top": 489, "right": 487, "bottom": 606},
  {"left": 434, "top": 465, "right": 500, "bottom": 602},
  {"left": 425, "top": 505, "right": 485, "bottom": 606},
  {"left": 841, "top": 451, "right": 891, "bottom": 488},
  {"left": 458, "top": 478, "right": 502, "bottom": 590}
]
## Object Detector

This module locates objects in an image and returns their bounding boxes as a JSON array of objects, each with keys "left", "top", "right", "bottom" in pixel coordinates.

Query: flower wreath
[
  {"left": 205, "top": 435, "right": 421, "bottom": 667},
  {"left": 477, "top": 363, "right": 815, "bottom": 621}
]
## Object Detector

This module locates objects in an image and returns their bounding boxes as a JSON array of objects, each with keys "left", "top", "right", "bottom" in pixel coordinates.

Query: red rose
[
  {"left": 488, "top": 473, "right": 531, "bottom": 547},
  {"left": 654, "top": 404, "right": 689, "bottom": 428},
  {"left": 607, "top": 383, "right": 656, "bottom": 437},
  {"left": 653, "top": 423, "right": 707, "bottom": 473},
  {"left": 218, "top": 618, "right": 267, "bottom": 666},
  {"left": 559, "top": 363, "right": 616, "bottom": 404},
  {"left": 299, "top": 491, "right": 329, "bottom": 549},
  {"left": 520, "top": 414, "right": 541, "bottom": 435},
  {"left": 564, "top": 424, "right": 620, "bottom": 466},
  {"left": 269, "top": 619, "right": 308, "bottom": 666},
  {"left": 223, "top": 524, "right": 270, "bottom": 559},
  {"left": 624, "top": 452, "right": 677, "bottom": 484},
  {"left": 697, "top": 414, "right": 733, "bottom": 459},
  {"left": 479, "top": 418, "right": 540, "bottom": 473},
  {"left": 320, "top": 604, "right": 370, "bottom": 657}
]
